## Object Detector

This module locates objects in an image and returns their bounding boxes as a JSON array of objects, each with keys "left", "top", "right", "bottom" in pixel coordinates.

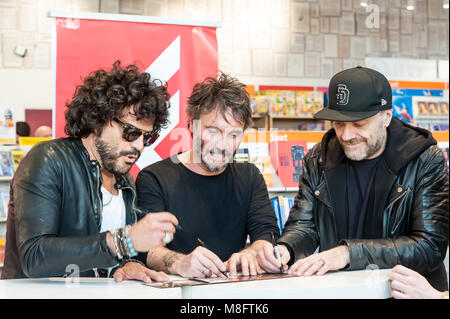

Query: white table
[
  {"left": 0, "top": 278, "right": 181, "bottom": 299},
  {"left": 0, "top": 269, "right": 392, "bottom": 299},
  {"left": 182, "top": 269, "right": 392, "bottom": 299}
]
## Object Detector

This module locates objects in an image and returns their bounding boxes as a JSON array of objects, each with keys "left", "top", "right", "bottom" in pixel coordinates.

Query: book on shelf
[
  {"left": 235, "top": 143, "right": 275, "bottom": 188},
  {"left": 10, "top": 150, "right": 24, "bottom": 171},
  {"left": 252, "top": 90, "right": 324, "bottom": 118},
  {"left": 270, "top": 195, "right": 294, "bottom": 233},
  {"left": 0, "top": 191, "right": 9, "bottom": 219},
  {"left": 0, "top": 235, "right": 5, "bottom": 266},
  {"left": 0, "top": 151, "right": 14, "bottom": 177},
  {"left": 269, "top": 140, "right": 308, "bottom": 188}
]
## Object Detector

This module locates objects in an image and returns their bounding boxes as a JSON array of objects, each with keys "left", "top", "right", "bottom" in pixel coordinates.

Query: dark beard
[{"left": 95, "top": 138, "right": 141, "bottom": 175}]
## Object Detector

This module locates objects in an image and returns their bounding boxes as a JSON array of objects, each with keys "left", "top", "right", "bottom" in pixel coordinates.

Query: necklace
[{"left": 102, "top": 175, "right": 115, "bottom": 206}]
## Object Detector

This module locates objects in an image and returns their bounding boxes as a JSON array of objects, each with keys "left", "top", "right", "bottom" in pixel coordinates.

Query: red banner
[{"left": 54, "top": 16, "right": 218, "bottom": 175}]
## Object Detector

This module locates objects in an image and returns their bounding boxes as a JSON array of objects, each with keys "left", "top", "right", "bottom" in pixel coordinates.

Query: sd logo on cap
[{"left": 314, "top": 66, "right": 392, "bottom": 122}]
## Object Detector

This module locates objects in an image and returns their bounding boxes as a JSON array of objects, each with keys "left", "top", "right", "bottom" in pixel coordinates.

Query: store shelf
[
  {"left": 0, "top": 218, "right": 7, "bottom": 223},
  {"left": 0, "top": 177, "right": 13, "bottom": 182}
]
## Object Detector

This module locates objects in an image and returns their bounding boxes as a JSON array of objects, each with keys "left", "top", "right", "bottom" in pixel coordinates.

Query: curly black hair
[
  {"left": 64, "top": 60, "right": 170, "bottom": 138},
  {"left": 186, "top": 71, "right": 252, "bottom": 130}
]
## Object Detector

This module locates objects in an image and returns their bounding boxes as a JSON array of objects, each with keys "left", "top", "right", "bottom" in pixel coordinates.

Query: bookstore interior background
[{"left": 0, "top": 0, "right": 449, "bottom": 279}]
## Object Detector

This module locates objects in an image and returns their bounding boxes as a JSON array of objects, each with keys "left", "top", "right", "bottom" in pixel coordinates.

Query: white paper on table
[
  {"left": 287, "top": 53, "right": 304, "bottom": 78},
  {"left": 291, "top": 2, "right": 310, "bottom": 33},
  {"left": 324, "top": 34, "right": 338, "bottom": 58}
]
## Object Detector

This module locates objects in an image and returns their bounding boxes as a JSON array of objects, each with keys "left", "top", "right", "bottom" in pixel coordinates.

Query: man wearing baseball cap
[{"left": 258, "top": 66, "right": 449, "bottom": 292}]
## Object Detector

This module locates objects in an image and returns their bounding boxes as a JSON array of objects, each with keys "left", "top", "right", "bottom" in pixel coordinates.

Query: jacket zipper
[
  {"left": 383, "top": 187, "right": 411, "bottom": 237},
  {"left": 120, "top": 184, "right": 138, "bottom": 224}
]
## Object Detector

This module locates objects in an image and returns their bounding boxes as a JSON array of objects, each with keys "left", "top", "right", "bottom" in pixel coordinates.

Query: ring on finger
[
  {"left": 163, "top": 231, "right": 172, "bottom": 244},
  {"left": 318, "top": 259, "right": 325, "bottom": 267}
]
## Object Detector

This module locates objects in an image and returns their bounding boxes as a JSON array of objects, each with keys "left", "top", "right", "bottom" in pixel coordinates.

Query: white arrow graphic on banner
[{"left": 136, "top": 36, "right": 180, "bottom": 169}]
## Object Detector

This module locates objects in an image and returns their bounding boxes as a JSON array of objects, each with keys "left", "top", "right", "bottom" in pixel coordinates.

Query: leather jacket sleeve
[
  {"left": 12, "top": 144, "right": 118, "bottom": 278},
  {"left": 341, "top": 146, "right": 449, "bottom": 273},
  {"left": 277, "top": 151, "right": 321, "bottom": 263}
]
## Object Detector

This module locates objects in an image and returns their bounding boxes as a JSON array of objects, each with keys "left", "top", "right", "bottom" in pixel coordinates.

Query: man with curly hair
[
  {"left": 135, "top": 72, "right": 280, "bottom": 279},
  {"left": 2, "top": 61, "right": 179, "bottom": 283}
]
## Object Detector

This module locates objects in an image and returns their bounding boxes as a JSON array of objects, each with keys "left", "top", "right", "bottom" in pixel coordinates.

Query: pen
[
  {"left": 271, "top": 232, "right": 283, "bottom": 273},
  {"left": 196, "top": 238, "right": 228, "bottom": 278}
]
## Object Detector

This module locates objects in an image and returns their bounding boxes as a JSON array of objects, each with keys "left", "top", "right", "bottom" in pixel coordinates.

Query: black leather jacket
[
  {"left": 2, "top": 138, "right": 139, "bottom": 279},
  {"left": 278, "top": 118, "right": 449, "bottom": 290}
]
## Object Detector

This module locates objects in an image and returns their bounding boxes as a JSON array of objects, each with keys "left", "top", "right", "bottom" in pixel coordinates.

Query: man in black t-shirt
[{"left": 136, "top": 73, "right": 280, "bottom": 278}]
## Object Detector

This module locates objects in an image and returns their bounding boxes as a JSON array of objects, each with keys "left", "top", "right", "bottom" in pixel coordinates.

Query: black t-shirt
[
  {"left": 344, "top": 157, "right": 381, "bottom": 239},
  {"left": 135, "top": 156, "right": 280, "bottom": 261}
]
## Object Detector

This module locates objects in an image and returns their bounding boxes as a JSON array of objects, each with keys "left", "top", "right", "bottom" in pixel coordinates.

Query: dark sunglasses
[{"left": 113, "top": 118, "right": 159, "bottom": 147}]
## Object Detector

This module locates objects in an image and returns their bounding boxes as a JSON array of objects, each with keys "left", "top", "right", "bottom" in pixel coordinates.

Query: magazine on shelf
[
  {"left": 269, "top": 140, "right": 308, "bottom": 188},
  {"left": 10, "top": 150, "right": 24, "bottom": 171},
  {"left": 237, "top": 143, "right": 274, "bottom": 188},
  {"left": 0, "top": 151, "right": 14, "bottom": 177}
]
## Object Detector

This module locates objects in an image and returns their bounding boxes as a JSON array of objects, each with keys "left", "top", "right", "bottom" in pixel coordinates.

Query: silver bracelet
[{"left": 112, "top": 229, "right": 123, "bottom": 260}]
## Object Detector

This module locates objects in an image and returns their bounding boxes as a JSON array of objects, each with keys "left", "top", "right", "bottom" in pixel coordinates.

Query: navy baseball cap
[{"left": 314, "top": 66, "right": 392, "bottom": 122}]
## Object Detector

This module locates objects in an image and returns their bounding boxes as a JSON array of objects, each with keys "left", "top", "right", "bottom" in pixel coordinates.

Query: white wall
[{"left": 0, "top": 68, "right": 52, "bottom": 121}]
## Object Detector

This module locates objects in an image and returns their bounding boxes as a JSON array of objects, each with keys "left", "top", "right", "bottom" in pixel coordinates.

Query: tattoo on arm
[{"left": 162, "top": 251, "right": 181, "bottom": 272}]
